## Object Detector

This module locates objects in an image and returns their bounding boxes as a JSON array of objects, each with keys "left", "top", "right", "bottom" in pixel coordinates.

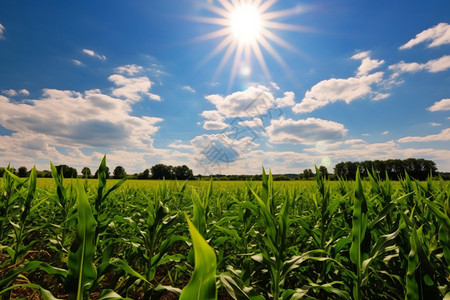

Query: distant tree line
[
  {"left": 1, "top": 159, "right": 447, "bottom": 181},
  {"left": 334, "top": 158, "right": 438, "bottom": 181},
  {"left": 0, "top": 163, "right": 195, "bottom": 180}
]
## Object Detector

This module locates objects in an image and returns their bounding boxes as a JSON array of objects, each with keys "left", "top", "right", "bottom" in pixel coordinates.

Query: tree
[
  {"left": 18, "top": 166, "right": 28, "bottom": 177},
  {"left": 318, "top": 166, "right": 328, "bottom": 178},
  {"left": 151, "top": 164, "right": 174, "bottom": 179},
  {"left": 113, "top": 166, "right": 127, "bottom": 179},
  {"left": 173, "top": 165, "right": 193, "bottom": 180},
  {"left": 142, "top": 169, "right": 150, "bottom": 179},
  {"left": 302, "top": 168, "right": 314, "bottom": 180},
  {"left": 81, "top": 167, "right": 92, "bottom": 178},
  {"left": 55, "top": 165, "right": 77, "bottom": 178}
]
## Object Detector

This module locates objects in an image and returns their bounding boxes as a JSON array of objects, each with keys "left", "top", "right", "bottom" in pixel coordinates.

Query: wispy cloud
[
  {"left": 428, "top": 98, "right": 450, "bottom": 111},
  {"left": 0, "top": 23, "right": 5, "bottom": 39},
  {"left": 398, "top": 128, "right": 450, "bottom": 143},
  {"left": 82, "top": 48, "right": 107, "bottom": 61},
  {"left": 400, "top": 22, "right": 450, "bottom": 50},
  {"left": 72, "top": 59, "right": 85, "bottom": 67},
  {"left": 389, "top": 55, "right": 450, "bottom": 77},
  {"left": 182, "top": 85, "right": 196, "bottom": 93}
]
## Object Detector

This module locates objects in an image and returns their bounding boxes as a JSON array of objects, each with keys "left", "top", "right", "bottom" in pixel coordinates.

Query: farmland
[{"left": 0, "top": 158, "right": 449, "bottom": 299}]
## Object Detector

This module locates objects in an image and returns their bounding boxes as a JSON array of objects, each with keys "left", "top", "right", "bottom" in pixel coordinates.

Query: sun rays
[{"left": 194, "top": 0, "right": 309, "bottom": 88}]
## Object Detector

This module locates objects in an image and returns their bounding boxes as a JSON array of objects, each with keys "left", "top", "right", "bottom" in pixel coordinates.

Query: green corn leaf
[
  {"left": 405, "top": 226, "right": 419, "bottom": 300},
  {"left": 349, "top": 168, "right": 369, "bottom": 300},
  {"left": 21, "top": 165, "right": 37, "bottom": 224},
  {"left": 192, "top": 188, "right": 207, "bottom": 237},
  {"left": 65, "top": 183, "right": 98, "bottom": 300},
  {"left": 180, "top": 212, "right": 217, "bottom": 300}
]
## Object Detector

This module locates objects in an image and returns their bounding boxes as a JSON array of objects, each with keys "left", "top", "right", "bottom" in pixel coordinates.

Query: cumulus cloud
[
  {"left": 266, "top": 117, "right": 347, "bottom": 144},
  {"left": 351, "top": 51, "right": 384, "bottom": 76},
  {"left": 0, "top": 23, "right": 5, "bottom": 39},
  {"left": 205, "top": 84, "right": 274, "bottom": 117},
  {"left": 2, "top": 89, "right": 29, "bottom": 97},
  {"left": 0, "top": 85, "right": 163, "bottom": 153},
  {"left": 400, "top": 22, "right": 450, "bottom": 50},
  {"left": 398, "top": 128, "right": 450, "bottom": 143},
  {"left": 191, "top": 133, "right": 258, "bottom": 173},
  {"left": 200, "top": 110, "right": 229, "bottom": 130},
  {"left": 82, "top": 48, "right": 107, "bottom": 61},
  {"left": 293, "top": 72, "right": 384, "bottom": 113},
  {"left": 108, "top": 74, "right": 161, "bottom": 101},
  {"left": 427, "top": 98, "right": 450, "bottom": 111},
  {"left": 276, "top": 91, "right": 295, "bottom": 108},
  {"left": 114, "top": 64, "right": 144, "bottom": 76},
  {"left": 304, "top": 139, "right": 450, "bottom": 171}
]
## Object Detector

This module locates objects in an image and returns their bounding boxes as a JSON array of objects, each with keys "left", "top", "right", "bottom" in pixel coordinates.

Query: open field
[{"left": 0, "top": 161, "right": 449, "bottom": 299}]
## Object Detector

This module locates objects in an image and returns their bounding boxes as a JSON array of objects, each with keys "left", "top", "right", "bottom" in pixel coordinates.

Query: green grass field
[{"left": 0, "top": 159, "right": 449, "bottom": 299}]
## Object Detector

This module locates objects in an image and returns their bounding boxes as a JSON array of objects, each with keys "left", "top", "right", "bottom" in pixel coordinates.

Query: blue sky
[{"left": 0, "top": 0, "right": 449, "bottom": 175}]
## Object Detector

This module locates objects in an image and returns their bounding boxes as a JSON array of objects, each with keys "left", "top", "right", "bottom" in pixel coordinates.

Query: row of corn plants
[{"left": 0, "top": 157, "right": 449, "bottom": 299}]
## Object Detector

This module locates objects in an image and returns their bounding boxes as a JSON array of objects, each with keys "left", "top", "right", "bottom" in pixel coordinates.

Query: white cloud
[
  {"left": 304, "top": 139, "right": 450, "bottom": 172},
  {"left": 182, "top": 85, "right": 196, "bottom": 93},
  {"left": 293, "top": 72, "right": 384, "bottom": 113},
  {"left": 72, "top": 59, "right": 84, "bottom": 67},
  {"left": 168, "top": 140, "right": 194, "bottom": 150},
  {"left": 201, "top": 110, "right": 223, "bottom": 120},
  {"left": 82, "top": 48, "right": 107, "bottom": 61},
  {"left": 270, "top": 82, "right": 280, "bottom": 90},
  {"left": 266, "top": 117, "right": 347, "bottom": 144},
  {"left": 108, "top": 74, "right": 161, "bottom": 101},
  {"left": 430, "top": 122, "right": 441, "bottom": 127},
  {"left": 203, "top": 120, "right": 230, "bottom": 130},
  {"left": 0, "top": 23, "right": 5, "bottom": 39},
  {"left": 238, "top": 118, "right": 263, "bottom": 128},
  {"left": 114, "top": 64, "right": 144, "bottom": 76},
  {"left": 382, "top": 131, "right": 389, "bottom": 135},
  {"left": 428, "top": 98, "right": 450, "bottom": 112},
  {"left": 351, "top": 51, "right": 384, "bottom": 76},
  {"left": 0, "top": 85, "right": 163, "bottom": 152},
  {"left": 398, "top": 128, "right": 450, "bottom": 143},
  {"left": 205, "top": 84, "right": 274, "bottom": 118},
  {"left": 400, "top": 22, "right": 450, "bottom": 49},
  {"left": 2, "top": 89, "right": 30, "bottom": 97},
  {"left": 200, "top": 110, "right": 230, "bottom": 130},
  {"left": 276, "top": 91, "right": 295, "bottom": 107},
  {"left": 389, "top": 55, "right": 450, "bottom": 76},
  {"left": 2, "top": 89, "right": 17, "bottom": 96},
  {"left": 19, "top": 89, "right": 29, "bottom": 96}
]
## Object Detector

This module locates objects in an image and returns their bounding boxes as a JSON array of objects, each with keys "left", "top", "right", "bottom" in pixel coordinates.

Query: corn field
[{"left": 0, "top": 156, "right": 449, "bottom": 300}]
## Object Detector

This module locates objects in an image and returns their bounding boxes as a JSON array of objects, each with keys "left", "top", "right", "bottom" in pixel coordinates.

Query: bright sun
[
  {"left": 195, "top": 0, "right": 308, "bottom": 88},
  {"left": 230, "top": 4, "right": 262, "bottom": 44}
]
